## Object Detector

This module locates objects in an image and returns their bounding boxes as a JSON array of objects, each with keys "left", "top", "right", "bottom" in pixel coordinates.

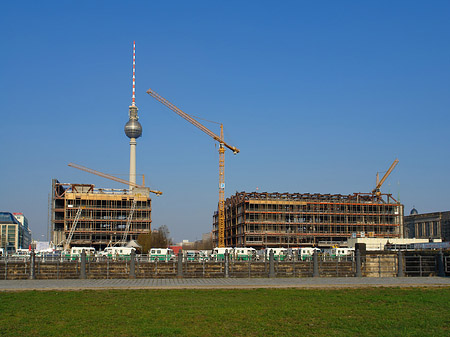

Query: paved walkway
[{"left": 1, "top": 277, "right": 449, "bottom": 291}]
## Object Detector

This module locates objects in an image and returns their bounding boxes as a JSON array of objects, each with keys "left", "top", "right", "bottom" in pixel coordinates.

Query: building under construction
[
  {"left": 213, "top": 191, "right": 404, "bottom": 248},
  {"left": 51, "top": 179, "right": 152, "bottom": 250}
]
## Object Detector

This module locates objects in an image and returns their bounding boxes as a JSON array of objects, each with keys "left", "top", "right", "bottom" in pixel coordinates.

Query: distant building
[
  {"left": 202, "top": 232, "right": 212, "bottom": 242},
  {"left": 404, "top": 209, "right": 450, "bottom": 241},
  {"left": 213, "top": 191, "right": 404, "bottom": 248},
  {"left": 0, "top": 212, "right": 32, "bottom": 253}
]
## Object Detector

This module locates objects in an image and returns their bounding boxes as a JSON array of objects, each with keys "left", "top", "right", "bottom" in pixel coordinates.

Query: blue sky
[{"left": 1, "top": 1, "right": 449, "bottom": 242}]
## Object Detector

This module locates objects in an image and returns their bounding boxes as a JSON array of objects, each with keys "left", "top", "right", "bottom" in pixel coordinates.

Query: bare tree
[
  {"left": 151, "top": 225, "right": 173, "bottom": 248},
  {"left": 137, "top": 225, "right": 173, "bottom": 252},
  {"left": 137, "top": 232, "right": 152, "bottom": 253}
]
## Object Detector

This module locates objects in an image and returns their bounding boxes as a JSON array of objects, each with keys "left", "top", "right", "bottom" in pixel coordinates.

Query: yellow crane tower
[{"left": 146, "top": 88, "right": 239, "bottom": 248}]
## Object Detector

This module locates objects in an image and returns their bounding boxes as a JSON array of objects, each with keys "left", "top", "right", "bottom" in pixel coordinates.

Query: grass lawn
[{"left": 1, "top": 287, "right": 449, "bottom": 336}]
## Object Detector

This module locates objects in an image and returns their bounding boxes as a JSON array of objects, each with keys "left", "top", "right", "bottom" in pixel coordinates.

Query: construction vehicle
[
  {"left": 147, "top": 88, "right": 239, "bottom": 248},
  {"left": 372, "top": 159, "right": 399, "bottom": 197}
]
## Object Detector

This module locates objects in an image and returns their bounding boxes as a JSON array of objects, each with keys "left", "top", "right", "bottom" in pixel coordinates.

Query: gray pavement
[{"left": 1, "top": 277, "right": 450, "bottom": 291}]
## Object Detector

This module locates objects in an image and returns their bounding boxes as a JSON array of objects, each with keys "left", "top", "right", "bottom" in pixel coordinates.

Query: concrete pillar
[
  {"left": 397, "top": 250, "right": 404, "bottom": 277},
  {"left": 313, "top": 250, "right": 319, "bottom": 277},
  {"left": 224, "top": 249, "right": 229, "bottom": 278},
  {"left": 269, "top": 249, "right": 275, "bottom": 278},
  {"left": 355, "top": 249, "right": 362, "bottom": 277},
  {"left": 80, "top": 250, "right": 86, "bottom": 279},
  {"left": 129, "top": 250, "right": 136, "bottom": 279},
  {"left": 29, "top": 250, "right": 36, "bottom": 280},
  {"left": 436, "top": 251, "right": 445, "bottom": 277},
  {"left": 177, "top": 249, "right": 183, "bottom": 278}
]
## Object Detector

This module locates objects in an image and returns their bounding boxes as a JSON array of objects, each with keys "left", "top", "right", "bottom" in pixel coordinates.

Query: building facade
[
  {"left": 213, "top": 191, "right": 404, "bottom": 248},
  {"left": 0, "top": 212, "right": 32, "bottom": 253},
  {"left": 404, "top": 210, "right": 450, "bottom": 241},
  {"left": 51, "top": 179, "right": 152, "bottom": 250}
]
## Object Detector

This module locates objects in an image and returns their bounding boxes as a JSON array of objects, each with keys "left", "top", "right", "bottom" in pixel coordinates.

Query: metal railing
[{"left": 1, "top": 251, "right": 448, "bottom": 280}]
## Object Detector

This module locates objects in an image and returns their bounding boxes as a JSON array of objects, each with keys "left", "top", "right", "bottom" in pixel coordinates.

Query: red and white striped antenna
[{"left": 132, "top": 41, "right": 136, "bottom": 106}]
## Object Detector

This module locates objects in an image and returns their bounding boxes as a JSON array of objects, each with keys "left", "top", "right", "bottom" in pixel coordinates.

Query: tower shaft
[{"left": 129, "top": 138, "right": 137, "bottom": 189}]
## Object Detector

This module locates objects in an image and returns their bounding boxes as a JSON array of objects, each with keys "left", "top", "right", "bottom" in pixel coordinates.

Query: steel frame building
[
  {"left": 213, "top": 191, "right": 404, "bottom": 248},
  {"left": 51, "top": 179, "right": 152, "bottom": 250}
]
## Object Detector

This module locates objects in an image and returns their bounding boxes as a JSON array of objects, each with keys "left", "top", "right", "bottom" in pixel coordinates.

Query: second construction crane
[
  {"left": 372, "top": 159, "right": 399, "bottom": 198},
  {"left": 147, "top": 88, "right": 239, "bottom": 248}
]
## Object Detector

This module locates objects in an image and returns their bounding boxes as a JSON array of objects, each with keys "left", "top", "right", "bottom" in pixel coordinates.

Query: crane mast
[
  {"left": 146, "top": 88, "right": 239, "bottom": 248},
  {"left": 218, "top": 126, "right": 225, "bottom": 247}
]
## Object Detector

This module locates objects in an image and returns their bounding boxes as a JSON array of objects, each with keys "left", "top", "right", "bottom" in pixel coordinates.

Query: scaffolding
[
  {"left": 213, "top": 191, "right": 404, "bottom": 248},
  {"left": 51, "top": 179, "right": 151, "bottom": 250}
]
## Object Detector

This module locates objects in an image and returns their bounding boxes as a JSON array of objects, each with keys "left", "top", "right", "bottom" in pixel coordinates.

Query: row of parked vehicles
[
  {"left": 211, "top": 247, "right": 355, "bottom": 261},
  {"left": 1, "top": 246, "right": 355, "bottom": 262}
]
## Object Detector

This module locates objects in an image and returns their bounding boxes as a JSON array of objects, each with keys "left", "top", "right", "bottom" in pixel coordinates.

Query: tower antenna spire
[{"left": 132, "top": 41, "right": 136, "bottom": 106}]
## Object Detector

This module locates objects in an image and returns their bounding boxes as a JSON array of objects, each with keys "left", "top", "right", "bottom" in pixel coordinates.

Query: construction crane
[
  {"left": 146, "top": 88, "right": 239, "bottom": 248},
  {"left": 372, "top": 159, "right": 399, "bottom": 196},
  {"left": 68, "top": 162, "right": 162, "bottom": 196}
]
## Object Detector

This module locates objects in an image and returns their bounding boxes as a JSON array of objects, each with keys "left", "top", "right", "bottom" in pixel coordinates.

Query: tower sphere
[{"left": 124, "top": 119, "right": 142, "bottom": 139}]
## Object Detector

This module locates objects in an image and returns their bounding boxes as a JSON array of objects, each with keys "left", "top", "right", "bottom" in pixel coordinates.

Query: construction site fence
[{"left": 0, "top": 251, "right": 449, "bottom": 280}]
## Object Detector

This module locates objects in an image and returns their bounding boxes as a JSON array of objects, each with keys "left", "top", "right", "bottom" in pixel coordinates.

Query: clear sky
[{"left": 1, "top": 1, "right": 449, "bottom": 243}]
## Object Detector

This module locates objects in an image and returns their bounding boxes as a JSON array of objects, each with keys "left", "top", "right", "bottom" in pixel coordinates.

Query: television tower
[{"left": 124, "top": 41, "right": 142, "bottom": 190}]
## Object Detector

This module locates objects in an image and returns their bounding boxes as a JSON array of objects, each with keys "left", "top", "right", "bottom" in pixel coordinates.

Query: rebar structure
[{"left": 213, "top": 191, "right": 404, "bottom": 248}]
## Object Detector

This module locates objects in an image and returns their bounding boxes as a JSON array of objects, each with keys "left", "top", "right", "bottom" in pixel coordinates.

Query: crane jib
[{"left": 147, "top": 88, "right": 239, "bottom": 153}]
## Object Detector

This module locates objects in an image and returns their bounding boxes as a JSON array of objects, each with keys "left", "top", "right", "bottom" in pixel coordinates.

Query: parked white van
[
  {"left": 323, "top": 247, "right": 354, "bottom": 259},
  {"left": 69, "top": 247, "right": 96, "bottom": 260},
  {"left": 265, "top": 248, "right": 290, "bottom": 261},
  {"left": 233, "top": 247, "right": 257, "bottom": 261},
  {"left": 149, "top": 248, "right": 175, "bottom": 262},
  {"left": 298, "top": 247, "right": 321, "bottom": 260},
  {"left": 100, "top": 247, "right": 136, "bottom": 259}
]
